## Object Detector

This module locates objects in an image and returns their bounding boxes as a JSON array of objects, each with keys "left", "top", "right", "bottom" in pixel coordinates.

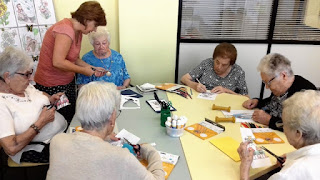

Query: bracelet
[{"left": 30, "top": 124, "right": 40, "bottom": 134}]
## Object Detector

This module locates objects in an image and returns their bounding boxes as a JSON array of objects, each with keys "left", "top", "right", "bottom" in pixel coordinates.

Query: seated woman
[
  {"left": 76, "top": 27, "right": 131, "bottom": 90},
  {"left": 0, "top": 47, "right": 67, "bottom": 164},
  {"left": 181, "top": 42, "right": 248, "bottom": 95},
  {"left": 242, "top": 53, "right": 316, "bottom": 131},
  {"left": 238, "top": 90, "right": 320, "bottom": 180},
  {"left": 46, "top": 82, "right": 165, "bottom": 179}
]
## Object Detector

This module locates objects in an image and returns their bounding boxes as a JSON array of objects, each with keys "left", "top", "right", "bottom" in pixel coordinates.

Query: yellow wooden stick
[
  {"left": 212, "top": 104, "right": 231, "bottom": 112},
  {"left": 215, "top": 116, "right": 235, "bottom": 123}
]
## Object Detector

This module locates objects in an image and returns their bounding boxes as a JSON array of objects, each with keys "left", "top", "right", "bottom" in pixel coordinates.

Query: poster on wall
[
  {"left": 34, "top": 0, "right": 56, "bottom": 25},
  {"left": 0, "top": 0, "right": 18, "bottom": 28},
  {"left": 0, "top": 27, "right": 22, "bottom": 52},
  {"left": 18, "top": 25, "right": 41, "bottom": 56},
  {"left": 39, "top": 24, "right": 51, "bottom": 42},
  {"left": 13, "top": 0, "right": 37, "bottom": 26}
]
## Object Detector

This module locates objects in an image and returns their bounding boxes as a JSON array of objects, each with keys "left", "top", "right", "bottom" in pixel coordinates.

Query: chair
[{"left": 0, "top": 149, "right": 49, "bottom": 180}]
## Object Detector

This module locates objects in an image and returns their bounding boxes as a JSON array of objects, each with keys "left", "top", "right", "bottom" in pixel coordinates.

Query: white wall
[
  {"left": 119, "top": 0, "right": 179, "bottom": 85},
  {"left": 178, "top": 43, "right": 268, "bottom": 98}
]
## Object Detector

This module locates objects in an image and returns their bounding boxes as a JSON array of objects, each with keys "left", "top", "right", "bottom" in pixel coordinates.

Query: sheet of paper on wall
[
  {"left": 115, "top": 129, "right": 140, "bottom": 145},
  {"left": 120, "top": 95, "right": 140, "bottom": 110},
  {"left": 197, "top": 90, "right": 218, "bottom": 100},
  {"left": 222, "top": 110, "right": 255, "bottom": 123}
]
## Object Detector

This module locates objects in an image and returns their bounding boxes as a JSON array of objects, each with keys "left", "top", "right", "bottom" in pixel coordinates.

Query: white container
[{"left": 166, "top": 126, "right": 184, "bottom": 137}]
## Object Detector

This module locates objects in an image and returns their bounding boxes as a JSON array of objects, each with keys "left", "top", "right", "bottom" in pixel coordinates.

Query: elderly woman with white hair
[
  {"left": 46, "top": 82, "right": 165, "bottom": 180},
  {"left": 242, "top": 53, "right": 316, "bottom": 131},
  {"left": 76, "top": 27, "right": 131, "bottom": 90},
  {"left": 238, "top": 90, "right": 320, "bottom": 180},
  {"left": 0, "top": 47, "right": 67, "bottom": 164}
]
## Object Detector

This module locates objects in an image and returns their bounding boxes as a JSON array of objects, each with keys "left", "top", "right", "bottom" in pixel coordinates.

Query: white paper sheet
[
  {"left": 222, "top": 110, "right": 255, "bottom": 123},
  {"left": 115, "top": 129, "right": 140, "bottom": 145},
  {"left": 197, "top": 91, "right": 218, "bottom": 100}
]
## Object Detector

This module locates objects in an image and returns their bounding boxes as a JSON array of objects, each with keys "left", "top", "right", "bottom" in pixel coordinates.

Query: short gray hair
[
  {"left": 257, "top": 53, "right": 294, "bottom": 77},
  {"left": 74, "top": 81, "right": 120, "bottom": 131},
  {"left": 88, "top": 26, "right": 111, "bottom": 45},
  {"left": 0, "top": 46, "right": 33, "bottom": 78},
  {"left": 282, "top": 90, "right": 320, "bottom": 146}
]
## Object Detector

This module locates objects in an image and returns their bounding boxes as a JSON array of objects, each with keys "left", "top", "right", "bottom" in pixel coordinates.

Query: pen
[
  {"left": 190, "top": 89, "right": 193, "bottom": 95},
  {"left": 261, "top": 146, "right": 285, "bottom": 164},
  {"left": 196, "top": 78, "right": 201, "bottom": 84}
]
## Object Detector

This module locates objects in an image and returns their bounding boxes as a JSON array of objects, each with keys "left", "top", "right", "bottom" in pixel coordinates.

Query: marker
[{"left": 190, "top": 89, "right": 193, "bottom": 95}]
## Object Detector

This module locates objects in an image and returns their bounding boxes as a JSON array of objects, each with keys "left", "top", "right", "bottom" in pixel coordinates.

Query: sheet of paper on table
[
  {"left": 115, "top": 129, "right": 140, "bottom": 145},
  {"left": 222, "top": 110, "right": 255, "bottom": 123},
  {"left": 197, "top": 90, "right": 218, "bottom": 100}
]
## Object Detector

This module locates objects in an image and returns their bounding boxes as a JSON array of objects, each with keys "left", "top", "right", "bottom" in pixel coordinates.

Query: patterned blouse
[
  {"left": 76, "top": 49, "right": 130, "bottom": 86},
  {"left": 189, "top": 58, "right": 248, "bottom": 95}
]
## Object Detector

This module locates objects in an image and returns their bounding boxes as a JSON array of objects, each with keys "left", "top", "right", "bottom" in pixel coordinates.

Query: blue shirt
[{"left": 76, "top": 50, "right": 130, "bottom": 86}]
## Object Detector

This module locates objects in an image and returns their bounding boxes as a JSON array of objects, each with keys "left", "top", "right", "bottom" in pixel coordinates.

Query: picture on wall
[
  {"left": 0, "top": 27, "right": 21, "bottom": 52},
  {"left": 12, "top": 0, "right": 37, "bottom": 26},
  {"left": 18, "top": 25, "right": 41, "bottom": 56},
  {"left": 0, "top": 0, "right": 18, "bottom": 28},
  {"left": 34, "top": 0, "right": 56, "bottom": 25}
]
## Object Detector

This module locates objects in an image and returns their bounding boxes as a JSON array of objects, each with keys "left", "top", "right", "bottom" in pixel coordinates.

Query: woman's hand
[
  {"left": 211, "top": 86, "right": 228, "bottom": 94},
  {"left": 237, "top": 141, "right": 254, "bottom": 180},
  {"left": 92, "top": 67, "right": 106, "bottom": 77},
  {"left": 252, "top": 110, "right": 271, "bottom": 125},
  {"left": 49, "top": 92, "right": 64, "bottom": 104},
  {"left": 38, "top": 107, "right": 56, "bottom": 128},
  {"left": 196, "top": 83, "right": 207, "bottom": 93},
  {"left": 117, "top": 86, "right": 126, "bottom": 90},
  {"left": 242, "top": 99, "right": 259, "bottom": 109}
]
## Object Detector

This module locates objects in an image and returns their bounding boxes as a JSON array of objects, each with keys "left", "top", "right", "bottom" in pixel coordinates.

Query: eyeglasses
[
  {"left": 116, "top": 109, "right": 121, "bottom": 118},
  {"left": 264, "top": 75, "right": 278, "bottom": 87},
  {"left": 15, "top": 69, "right": 33, "bottom": 79}
]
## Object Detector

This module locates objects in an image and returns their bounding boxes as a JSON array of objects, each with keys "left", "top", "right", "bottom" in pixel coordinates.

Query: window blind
[
  {"left": 273, "top": 0, "right": 320, "bottom": 41},
  {"left": 180, "top": 0, "right": 273, "bottom": 40}
]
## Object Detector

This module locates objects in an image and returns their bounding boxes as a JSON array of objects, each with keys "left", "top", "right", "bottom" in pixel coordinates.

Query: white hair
[
  {"left": 74, "top": 81, "right": 120, "bottom": 131},
  {"left": 0, "top": 46, "right": 33, "bottom": 78},
  {"left": 257, "top": 53, "right": 294, "bottom": 77},
  {"left": 282, "top": 90, "right": 320, "bottom": 145},
  {"left": 88, "top": 26, "right": 111, "bottom": 45}
]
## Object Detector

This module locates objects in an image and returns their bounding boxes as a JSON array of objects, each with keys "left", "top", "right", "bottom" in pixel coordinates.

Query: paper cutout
[
  {"left": 185, "top": 121, "right": 224, "bottom": 140},
  {"left": 115, "top": 129, "right": 140, "bottom": 145},
  {"left": 210, "top": 137, "right": 241, "bottom": 162},
  {"left": 120, "top": 95, "right": 140, "bottom": 110}
]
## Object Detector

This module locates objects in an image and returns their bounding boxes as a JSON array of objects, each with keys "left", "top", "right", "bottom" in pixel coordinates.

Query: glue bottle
[{"left": 172, "top": 119, "right": 177, "bottom": 129}]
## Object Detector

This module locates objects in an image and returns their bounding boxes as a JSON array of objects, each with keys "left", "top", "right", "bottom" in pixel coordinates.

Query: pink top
[{"left": 35, "top": 18, "right": 82, "bottom": 87}]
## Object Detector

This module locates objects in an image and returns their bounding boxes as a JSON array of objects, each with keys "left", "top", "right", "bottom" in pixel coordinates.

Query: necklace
[{"left": 95, "top": 51, "right": 113, "bottom": 77}]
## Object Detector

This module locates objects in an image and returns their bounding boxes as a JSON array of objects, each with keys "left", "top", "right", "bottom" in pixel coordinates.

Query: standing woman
[{"left": 34, "top": 1, "right": 107, "bottom": 124}]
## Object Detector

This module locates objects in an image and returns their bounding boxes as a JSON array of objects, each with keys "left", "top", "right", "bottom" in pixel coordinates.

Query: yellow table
[{"left": 167, "top": 89, "right": 295, "bottom": 180}]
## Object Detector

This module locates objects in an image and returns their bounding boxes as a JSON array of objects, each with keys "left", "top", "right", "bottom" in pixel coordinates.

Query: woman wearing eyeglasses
[
  {"left": 242, "top": 53, "right": 316, "bottom": 131},
  {"left": 46, "top": 82, "right": 165, "bottom": 180},
  {"left": 0, "top": 47, "right": 67, "bottom": 165}
]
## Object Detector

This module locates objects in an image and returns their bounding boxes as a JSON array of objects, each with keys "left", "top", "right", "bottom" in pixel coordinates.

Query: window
[
  {"left": 180, "top": 0, "right": 273, "bottom": 40},
  {"left": 273, "top": 0, "right": 320, "bottom": 41}
]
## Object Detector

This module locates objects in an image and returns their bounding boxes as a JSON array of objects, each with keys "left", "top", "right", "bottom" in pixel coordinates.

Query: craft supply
[
  {"left": 205, "top": 118, "right": 225, "bottom": 131},
  {"left": 261, "top": 146, "right": 285, "bottom": 164},
  {"left": 212, "top": 104, "right": 231, "bottom": 112},
  {"left": 209, "top": 137, "right": 241, "bottom": 161},
  {"left": 146, "top": 99, "right": 176, "bottom": 113},
  {"left": 190, "top": 89, "right": 193, "bottom": 95},
  {"left": 251, "top": 128, "right": 284, "bottom": 144},
  {"left": 185, "top": 120, "right": 224, "bottom": 140},
  {"left": 215, "top": 116, "right": 235, "bottom": 123}
]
